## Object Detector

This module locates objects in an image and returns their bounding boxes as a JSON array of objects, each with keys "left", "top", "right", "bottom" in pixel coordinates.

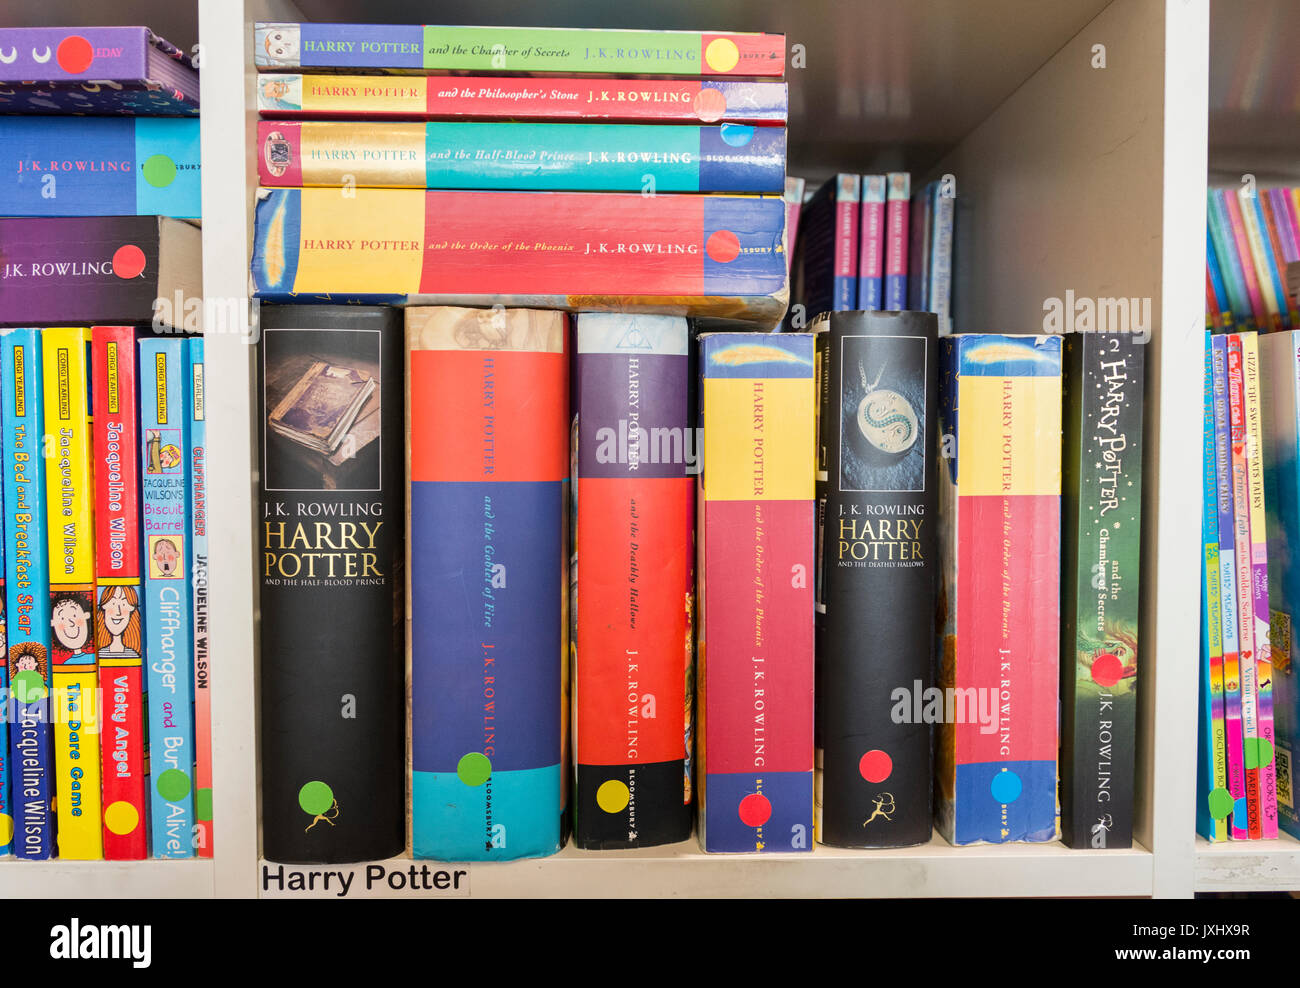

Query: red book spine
[{"left": 93, "top": 326, "right": 149, "bottom": 859}]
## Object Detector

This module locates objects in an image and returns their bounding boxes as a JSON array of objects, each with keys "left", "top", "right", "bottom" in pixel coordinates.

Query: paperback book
[
  {"left": 883, "top": 172, "right": 910, "bottom": 311},
  {"left": 790, "top": 174, "right": 859, "bottom": 324},
  {"left": 189, "top": 339, "right": 212, "bottom": 856},
  {"left": 855, "top": 175, "right": 886, "bottom": 311},
  {"left": 1200, "top": 334, "right": 1229, "bottom": 842}
]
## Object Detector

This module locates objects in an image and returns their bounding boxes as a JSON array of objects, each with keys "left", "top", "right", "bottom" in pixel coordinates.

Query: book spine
[
  {"left": 884, "top": 173, "right": 910, "bottom": 310},
  {"left": 93, "top": 326, "right": 148, "bottom": 860},
  {"left": 3, "top": 329, "right": 55, "bottom": 858},
  {"left": 188, "top": 339, "right": 211, "bottom": 857},
  {"left": 1209, "top": 192, "right": 1250, "bottom": 329},
  {"left": 257, "top": 74, "right": 790, "bottom": 124},
  {"left": 0, "top": 358, "right": 6, "bottom": 857},
  {"left": 1247, "top": 192, "right": 1289, "bottom": 331},
  {"left": 1223, "top": 189, "right": 1270, "bottom": 332},
  {"left": 0, "top": 26, "right": 152, "bottom": 81},
  {"left": 0, "top": 118, "right": 201, "bottom": 219},
  {"left": 250, "top": 188, "right": 788, "bottom": 325},
  {"left": 139, "top": 337, "right": 195, "bottom": 858},
  {"left": 1227, "top": 334, "right": 1263, "bottom": 838},
  {"left": 790, "top": 175, "right": 856, "bottom": 323},
  {"left": 1261, "top": 190, "right": 1298, "bottom": 327},
  {"left": 1242, "top": 333, "right": 1279, "bottom": 837},
  {"left": 832, "top": 176, "right": 860, "bottom": 311},
  {"left": 1211, "top": 335, "right": 1247, "bottom": 831},
  {"left": 407, "top": 306, "right": 568, "bottom": 861},
  {"left": 1207, "top": 228, "right": 1234, "bottom": 331},
  {"left": 1208, "top": 268, "right": 1223, "bottom": 332},
  {"left": 929, "top": 184, "right": 955, "bottom": 333},
  {"left": 1200, "top": 334, "right": 1229, "bottom": 842},
  {"left": 1060, "top": 332, "right": 1144, "bottom": 848},
  {"left": 256, "top": 119, "right": 785, "bottom": 193},
  {"left": 254, "top": 24, "right": 786, "bottom": 76},
  {"left": 856, "top": 175, "right": 886, "bottom": 311},
  {"left": 571, "top": 314, "right": 693, "bottom": 849},
  {"left": 42, "top": 326, "right": 103, "bottom": 859},
  {"left": 813, "top": 311, "right": 937, "bottom": 848},
  {"left": 906, "top": 184, "right": 930, "bottom": 311},
  {"left": 697, "top": 333, "right": 814, "bottom": 853},
  {"left": 937, "top": 334, "right": 1061, "bottom": 845},
  {"left": 784, "top": 176, "right": 805, "bottom": 276}
]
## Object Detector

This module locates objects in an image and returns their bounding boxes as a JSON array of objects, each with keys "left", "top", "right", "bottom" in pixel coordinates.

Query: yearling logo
[
  {"left": 863, "top": 792, "right": 895, "bottom": 827},
  {"left": 49, "top": 919, "right": 151, "bottom": 968}
]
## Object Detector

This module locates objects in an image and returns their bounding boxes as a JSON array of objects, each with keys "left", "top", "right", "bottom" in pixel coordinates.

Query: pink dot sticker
[
  {"left": 859, "top": 749, "right": 892, "bottom": 784},
  {"left": 57, "top": 36, "right": 94, "bottom": 74},
  {"left": 112, "top": 245, "right": 146, "bottom": 280},
  {"left": 737, "top": 792, "right": 771, "bottom": 828},
  {"left": 1091, "top": 653, "right": 1123, "bottom": 688},
  {"left": 693, "top": 87, "right": 727, "bottom": 122},
  {"left": 705, "top": 229, "right": 741, "bottom": 263}
]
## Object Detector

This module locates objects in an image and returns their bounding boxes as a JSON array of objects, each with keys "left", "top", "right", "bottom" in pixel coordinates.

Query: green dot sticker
[
  {"left": 298, "top": 781, "right": 334, "bottom": 816},
  {"left": 156, "top": 768, "right": 192, "bottom": 802},
  {"left": 1207, "top": 787, "right": 1234, "bottom": 821},
  {"left": 457, "top": 752, "right": 492, "bottom": 787},
  {"left": 196, "top": 788, "right": 214, "bottom": 822},
  {"left": 1245, "top": 737, "right": 1275, "bottom": 770},
  {"left": 12, "top": 670, "right": 46, "bottom": 703},
  {"left": 141, "top": 153, "right": 177, "bottom": 188}
]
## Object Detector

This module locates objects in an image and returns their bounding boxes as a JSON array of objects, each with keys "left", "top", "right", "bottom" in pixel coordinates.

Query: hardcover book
[
  {"left": 256, "top": 119, "right": 785, "bottom": 193},
  {"left": 812, "top": 310, "right": 938, "bottom": 848},
  {"left": 0, "top": 117, "right": 201, "bottom": 219},
  {"left": 1199, "top": 334, "right": 1229, "bottom": 843},
  {"left": 3, "top": 329, "right": 56, "bottom": 859},
  {"left": 139, "top": 337, "right": 195, "bottom": 858},
  {"left": 790, "top": 174, "right": 859, "bottom": 325},
  {"left": 43, "top": 327, "right": 104, "bottom": 860},
  {"left": 259, "top": 305, "right": 405, "bottom": 864},
  {"left": 256, "top": 73, "right": 789, "bottom": 124},
  {"left": 0, "top": 26, "right": 198, "bottom": 115},
  {"left": 407, "top": 306, "right": 568, "bottom": 861},
  {"left": 251, "top": 187, "right": 788, "bottom": 327},
  {"left": 571, "top": 313, "right": 693, "bottom": 849},
  {"left": 697, "top": 332, "right": 815, "bottom": 853},
  {"left": 189, "top": 339, "right": 212, "bottom": 857},
  {"left": 254, "top": 24, "right": 786, "bottom": 76},
  {"left": 0, "top": 216, "right": 202, "bottom": 330},
  {"left": 856, "top": 175, "right": 886, "bottom": 311},
  {"left": 936, "top": 334, "right": 1062, "bottom": 845},
  {"left": 93, "top": 326, "right": 149, "bottom": 859},
  {"left": 1060, "top": 332, "right": 1144, "bottom": 849}
]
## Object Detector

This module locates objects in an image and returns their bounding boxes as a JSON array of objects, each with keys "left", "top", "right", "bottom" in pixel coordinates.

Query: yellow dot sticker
[
  {"left": 104, "top": 800, "right": 140, "bottom": 836},
  {"left": 596, "top": 779, "right": 630, "bottom": 814},
  {"left": 705, "top": 38, "right": 740, "bottom": 73},
  {"left": 0, "top": 812, "right": 12, "bottom": 847}
]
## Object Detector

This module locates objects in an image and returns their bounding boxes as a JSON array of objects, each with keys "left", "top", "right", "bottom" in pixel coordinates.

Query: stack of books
[{"left": 0, "top": 25, "right": 208, "bottom": 863}]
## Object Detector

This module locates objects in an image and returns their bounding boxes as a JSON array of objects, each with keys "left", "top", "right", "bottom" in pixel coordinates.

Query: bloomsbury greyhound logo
[{"left": 49, "top": 918, "right": 151, "bottom": 968}]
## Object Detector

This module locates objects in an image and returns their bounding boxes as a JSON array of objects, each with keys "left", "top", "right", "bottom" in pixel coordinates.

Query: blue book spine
[
  {"left": 929, "top": 182, "right": 955, "bottom": 333},
  {"left": 139, "top": 337, "right": 195, "bottom": 858},
  {"left": 0, "top": 117, "right": 201, "bottom": 219},
  {"left": 1252, "top": 193, "right": 1292, "bottom": 330},
  {"left": 1206, "top": 228, "right": 1233, "bottom": 331},
  {"left": 1198, "top": 333, "right": 1226, "bottom": 841},
  {"left": 883, "top": 172, "right": 909, "bottom": 310},
  {"left": 1208, "top": 191, "right": 1251, "bottom": 330},
  {"left": 2, "top": 329, "right": 55, "bottom": 859},
  {"left": 0, "top": 355, "right": 7, "bottom": 857}
]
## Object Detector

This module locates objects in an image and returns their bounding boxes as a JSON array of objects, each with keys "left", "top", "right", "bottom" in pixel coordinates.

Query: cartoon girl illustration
[
  {"left": 151, "top": 537, "right": 181, "bottom": 578},
  {"left": 51, "top": 596, "right": 94, "bottom": 665},
  {"left": 96, "top": 585, "right": 142, "bottom": 658},
  {"left": 159, "top": 443, "right": 183, "bottom": 469}
]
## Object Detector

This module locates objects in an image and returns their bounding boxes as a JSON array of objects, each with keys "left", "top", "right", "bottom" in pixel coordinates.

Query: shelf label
[{"left": 260, "top": 860, "right": 470, "bottom": 898}]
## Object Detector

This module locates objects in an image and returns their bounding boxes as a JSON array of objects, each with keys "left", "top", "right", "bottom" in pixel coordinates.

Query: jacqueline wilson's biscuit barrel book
[
  {"left": 936, "top": 334, "right": 1062, "bottom": 845},
  {"left": 571, "top": 313, "right": 693, "bottom": 849},
  {"left": 258, "top": 305, "right": 405, "bottom": 864},
  {"left": 1060, "top": 332, "right": 1145, "bottom": 849},
  {"left": 812, "top": 310, "right": 938, "bottom": 849},
  {"left": 407, "top": 306, "right": 568, "bottom": 861},
  {"left": 697, "top": 333, "right": 815, "bottom": 853}
]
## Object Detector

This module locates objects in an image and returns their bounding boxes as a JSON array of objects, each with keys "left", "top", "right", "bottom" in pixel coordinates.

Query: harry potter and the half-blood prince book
[
  {"left": 1060, "top": 332, "right": 1144, "bottom": 849},
  {"left": 813, "top": 310, "right": 937, "bottom": 848},
  {"left": 258, "top": 305, "right": 405, "bottom": 864}
]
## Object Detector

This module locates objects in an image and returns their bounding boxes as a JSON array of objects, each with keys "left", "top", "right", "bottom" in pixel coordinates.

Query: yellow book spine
[{"left": 43, "top": 326, "right": 102, "bottom": 860}]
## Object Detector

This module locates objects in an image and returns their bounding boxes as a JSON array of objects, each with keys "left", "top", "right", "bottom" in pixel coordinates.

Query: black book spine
[
  {"left": 257, "top": 304, "right": 405, "bottom": 863},
  {"left": 814, "top": 309, "right": 938, "bottom": 847}
]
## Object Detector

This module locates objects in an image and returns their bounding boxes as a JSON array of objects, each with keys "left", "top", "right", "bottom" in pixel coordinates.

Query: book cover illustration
[
  {"left": 1199, "top": 334, "right": 1229, "bottom": 843},
  {"left": 407, "top": 306, "right": 568, "bottom": 861},
  {"left": 697, "top": 332, "right": 815, "bottom": 853},
  {"left": 189, "top": 339, "right": 213, "bottom": 857},
  {"left": 254, "top": 24, "right": 786, "bottom": 76},
  {"left": 43, "top": 326, "right": 104, "bottom": 860},
  {"left": 256, "top": 120, "right": 785, "bottom": 193},
  {"left": 93, "top": 326, "right": 149, "bottom": 859},
  {"left": 3, "top": 329, "right": 56, "bottom": 858},
  {"left": 936, "top": 334, "right": 1062, "bottom": 845},
  {"left": 0, "top": 117, "right": 201, "bottom": 219},
  {"left": 267, "top": 359, "right": 376, "bottom": 457},
  {"left": 259, "top": 306, "right": 405, "bottom": 864},
  {"left": 572, "top": 313, "right": 693, "bottom": 849},
  {"left": 256, "top": 73, "right": 788, "bottom": 124}
]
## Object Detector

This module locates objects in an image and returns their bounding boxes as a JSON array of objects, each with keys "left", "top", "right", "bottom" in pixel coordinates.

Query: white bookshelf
[{"left": 2, "top": 0, "right": 1237, "bottom": 898}]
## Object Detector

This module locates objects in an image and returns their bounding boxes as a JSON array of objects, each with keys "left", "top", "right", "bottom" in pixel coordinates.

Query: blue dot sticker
[
  {"left": 719, "top": 124, "right": 756, "bottom": 147},
  {"left": 990, "top": 769, "right": 1022, "bottom": 804},
  {"left": 1234, "top": 796, "right": 1250, "bottom": 822}
]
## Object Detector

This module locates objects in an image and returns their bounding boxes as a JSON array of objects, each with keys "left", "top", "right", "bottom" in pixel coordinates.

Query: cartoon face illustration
[
  {"left": 13, "top": 653, "right": 38, "bottom": 673},
  {"left": 10, "top": 642, "right": 48, "bottom": 680},
  {"left": 261, "top": 27, "right": 299, "bottom": 64},
  {"left": 97, "top": 585, "right": 142, "bottom": 656},
  {"left": 152, "top": 537, "right": 181, "bottom": 578},
  {"left": 51, "top": 597, "right": 92, "bottom": 652},
  {"left": 159, "top": 443, "right": 183, "bottom": 469}
]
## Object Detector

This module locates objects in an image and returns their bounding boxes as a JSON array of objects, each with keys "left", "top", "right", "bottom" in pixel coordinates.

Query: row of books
[
  {"left": 0, "top": 328, "right": 207, "bottom": 860},
  {"left": 259, "top": 303, "right": 1146, "bottom": 863},
  {"left": 1206, "top": 186, "right": 1300, "bottom": 335}
]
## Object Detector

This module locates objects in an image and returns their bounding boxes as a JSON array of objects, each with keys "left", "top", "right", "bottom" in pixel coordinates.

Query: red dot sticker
[
  {"left": 112, "top": 245, "right": 146, "bottom": 280},
  {"left": 859, "top": 749, "right": 893, "bottom": 784},
  {"left": 693, "top": 88, "right": 727, "bottom": 122},
  {"left": 737, "top": 792, "right": 771, "bottom": 828},
  {"left": 1091, "top": 653, "right": 1123, "bottom": 688},
  {"left": 56, "top": 36, "right": 94, "bottom": 74},
  {"left": 705, "top": 229, "right": 741, "bottom": 263}
]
